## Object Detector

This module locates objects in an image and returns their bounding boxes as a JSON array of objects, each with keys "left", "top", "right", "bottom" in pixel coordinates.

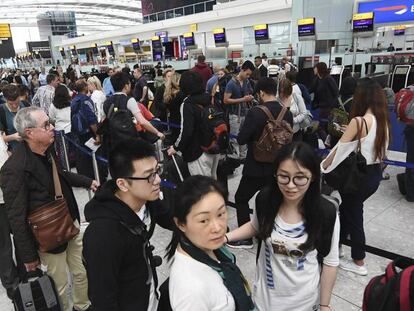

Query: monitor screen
[
  {"left": 152, "top": 39, "right": 162, "bottom": 50},
  {"left": 395, "top": 67, "right": 409, "bottom": 75},
  {"left": 163, "top": 42, "right": 174, "bottom": 58},
  {"left": 107, "top": 44, "right": 114, "bottom": 55},
  {"left": 255, "top": 28, "right": 269, "bottom": 41},
  {"left": 132, "top": 41, "right": 141, "bottom": 51},
  {"left": 184, "top": 35, "right": 195, "bottom": 46},
  {"left": 298, "top": 19, "right": 315, "bottom": 37},
  {"left": 214, "top": 32, "right": 226, "bottom": 44},
  {"left": 353, "top": 18, "right": 374, "bottom": 32},
  {"left": 394, "top": 29, "right": 405, "bottom": 36}
]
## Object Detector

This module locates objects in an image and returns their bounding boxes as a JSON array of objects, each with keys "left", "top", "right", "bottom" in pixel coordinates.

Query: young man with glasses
[
  {"left": 83, "top": 138, "right": 173, "bottom": 311},
  {"left": 227, "top": 77, "right": 293, "bottom": 249}
]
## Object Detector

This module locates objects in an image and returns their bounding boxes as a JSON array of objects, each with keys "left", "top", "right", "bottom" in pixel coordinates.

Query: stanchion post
[
  {"left": 91, "top": 151, "right": 101, "bottom": 185},
  {"left": 60, "top": 133, "right": 71, "bottom": 171}
]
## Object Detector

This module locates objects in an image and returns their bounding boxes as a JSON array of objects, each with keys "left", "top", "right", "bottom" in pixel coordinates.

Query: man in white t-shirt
[{"left": 83, "top": 138, "right": 173, "bottom": 311}]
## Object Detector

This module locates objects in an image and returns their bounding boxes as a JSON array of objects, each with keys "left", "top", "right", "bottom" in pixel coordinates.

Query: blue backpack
[{"left": 71, "top": 101, "right": 90, "bottom": 135}]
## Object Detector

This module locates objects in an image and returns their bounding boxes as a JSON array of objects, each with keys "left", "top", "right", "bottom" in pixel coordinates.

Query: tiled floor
[{"left": 0, "top": 151, "right": 412, "bottom": 311}]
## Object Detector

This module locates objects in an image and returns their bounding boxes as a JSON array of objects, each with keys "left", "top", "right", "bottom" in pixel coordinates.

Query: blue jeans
[{"left": 339, "top": 164, "right": 382, "bottom": 260}]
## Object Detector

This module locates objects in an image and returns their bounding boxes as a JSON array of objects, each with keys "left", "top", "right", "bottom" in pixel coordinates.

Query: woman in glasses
[
  {"left": 167, "top": 175, "right": 255, "bottom": 311},
  {"left": 227, "top": 142, "right": 339, "bottom": 311}
]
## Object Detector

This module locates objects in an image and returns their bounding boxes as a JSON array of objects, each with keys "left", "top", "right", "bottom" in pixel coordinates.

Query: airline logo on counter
[{"left": 358, "top": 0, "right": 414, "bottom": 23}]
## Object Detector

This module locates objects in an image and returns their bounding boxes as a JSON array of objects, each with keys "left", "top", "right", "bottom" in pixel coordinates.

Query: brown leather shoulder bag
[{"left": 28, "top": 157, "right": 80, "bottom": 252}]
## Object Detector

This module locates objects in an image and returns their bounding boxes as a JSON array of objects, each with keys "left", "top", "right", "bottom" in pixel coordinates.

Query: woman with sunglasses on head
[
  {"left": 167, "top": 175, "right": 255, "bottom": 311},
  {"left": 227, "top": 142, "right": 339, "bottom": 311}
]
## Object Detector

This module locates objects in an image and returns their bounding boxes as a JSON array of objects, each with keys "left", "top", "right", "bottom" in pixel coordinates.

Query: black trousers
[
  {"left": 405, "top": 126, "right": 414, "bottom": 201},
  {"left": 234, "top": 175, "right": 274, "bottom": 227},
  {"left": 339, "top": 164, "right": 382, "bottom": 260},
  {"left": 0, "top": 206, "right": 19, "bottom": 298}
]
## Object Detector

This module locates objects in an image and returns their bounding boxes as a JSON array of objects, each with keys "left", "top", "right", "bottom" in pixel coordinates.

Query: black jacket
[
  {"left": 174, "top": 94, "right": 209, "bottom": 162},
  {"left": 237, "top": 101, "right": 293, "bottom": 177},
  {"left": 83, "top": 180, "right": 173, "bottom": 311},
  {"left": 0, "top": 142, "right": 92, "bottom": 263},
  {"left": 311, "top": 75, "right": 339, "bottom": 109}
]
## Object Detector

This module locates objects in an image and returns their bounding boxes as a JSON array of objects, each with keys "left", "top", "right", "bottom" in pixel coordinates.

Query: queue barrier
[{"left": 58, "top": 126, "right": 413, "bottom": 262}]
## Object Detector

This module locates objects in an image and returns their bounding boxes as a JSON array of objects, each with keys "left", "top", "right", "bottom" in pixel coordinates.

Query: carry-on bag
[{"left": 13, "top": 270, "right": 61, "bottom": 311}]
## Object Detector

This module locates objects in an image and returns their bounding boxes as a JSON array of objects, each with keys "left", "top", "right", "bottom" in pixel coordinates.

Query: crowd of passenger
[{"left": 0, "top": 53, "right": 411, "bottom": 311}]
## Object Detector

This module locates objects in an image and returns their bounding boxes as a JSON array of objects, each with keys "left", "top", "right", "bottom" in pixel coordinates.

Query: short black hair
[
  {"left": 241, "top": 60, "right": 256, "bottom": 72},
  {"left": 109, "top": 138, "right": 156, "bottom": 181},
  {"left": 179, "top": 71, "right": 204, "bottom": 95},
  {"left": 2, "top": 84, "right": 20, "bottom": 101},
  {"left": 53, "top": 84, "right": 71, "bottom": 109},
  {"left": 18, "top": 84, "right": 30, "bottom": 96},
  {"left": 46, "top": 73, "right": 58, "bottom": 84},
  {"left": 111, "top": 72, "right": 131, "bottom": 92},
  {"left": 255, "top": 56, "right": 262, "bottom": 60},
  {"left": 255, "top": 77, "right": 278, "bottom": 96},
  {"left": 197, "top": 55, "right": 206, "bottom": 63}
]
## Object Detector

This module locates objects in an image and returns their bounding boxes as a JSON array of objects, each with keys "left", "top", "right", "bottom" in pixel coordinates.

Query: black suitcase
[{"left": 13, "top": 271, "right": 61, "bottom": 311}]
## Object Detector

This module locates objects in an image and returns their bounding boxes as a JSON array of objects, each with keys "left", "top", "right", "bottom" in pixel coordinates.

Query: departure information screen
[
  {"left": 254, "top": 24, "right": 269, "bottom": 41},
  {"left": 353, "top": 12, "right": 374, "bottom": 33},
  {"left": 298, "top": 18, "right": 315, "bottom": 37},
  {"left": 183, "top": 32, "right": 195, "bottom": 46},
  {"left": 213, "top": 28, "right": 226, "bottom": 44}
]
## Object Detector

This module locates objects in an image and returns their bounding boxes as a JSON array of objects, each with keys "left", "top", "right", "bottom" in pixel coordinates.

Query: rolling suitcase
[{"left": 13, "top": 270, "right": 61, "bottom": 311}]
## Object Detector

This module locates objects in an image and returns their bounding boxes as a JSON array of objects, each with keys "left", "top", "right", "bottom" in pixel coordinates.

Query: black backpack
[
  {"left": 197, "top": 96, "right": 229, "bottom": 155},
  {"left": 363, "top": 258, "right": 414, "bottom": 311},
  {"left": 98, "top": 95, "right": 139, "bottom": 151}
]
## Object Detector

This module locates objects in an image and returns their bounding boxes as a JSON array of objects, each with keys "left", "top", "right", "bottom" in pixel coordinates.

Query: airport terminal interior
[{"left": 0, "top": 0, "right": 413, "bottom": 310}]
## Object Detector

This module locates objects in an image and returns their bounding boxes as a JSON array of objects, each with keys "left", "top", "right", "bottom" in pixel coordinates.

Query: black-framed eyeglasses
[
  {"left": 123, "top": 166, "right": 162, "bottom": 184},
  {"left": 29, "top": 120, "right": 52, "bottom": 131},
  {"left": 276, "top": 174, "right": 310, "bottom": 187}
]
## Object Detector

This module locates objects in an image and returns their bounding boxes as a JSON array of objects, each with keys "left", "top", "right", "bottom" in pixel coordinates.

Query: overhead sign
[
  {"left": 59, "top": 47, "right": 66, "bottom": 58},
  {"left": 183, "top": 32, "right": 196, "bottom": 47},
  {"left": 0, "top": 24, "right": 11, "bottom": 39},
  {"left": 353, "top": 12, "right": 374, "bottom": 33},
  {"left": 190, "top": 23, "right": 198, "bottom": 32},
  {"left": 155, "top": 31, "right": 168, "bottom": 43},
  {"left": 151, "top": 36, "right": 163, "bottom": 51},
  {"left": 131, "top": 38, "right": 141, "bottom": 52},
  {"left": 90, "top": 43, "right": 98, "bottom": 55},
  {"left": 358, "top": 0, "right": 414, "bottom": 24},
  {"left": 106, "top": 41, "right": 114, "bottom": 55},
  {"left": 213, "top": 28, "right": 227, "bottom": 46},
  {"left": 394, "top": 26, "right": 406, "bottom": 36},
  {"left": 254, "top": 24, "right": 270, "bottom": 43},
  {"left": 298, "top": 17, "right": 316, "bottom": 39}
]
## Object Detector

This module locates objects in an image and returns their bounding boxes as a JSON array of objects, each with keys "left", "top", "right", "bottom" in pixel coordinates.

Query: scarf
[{"left": 180, "top": 236, "right": 255, "bottom": 311}]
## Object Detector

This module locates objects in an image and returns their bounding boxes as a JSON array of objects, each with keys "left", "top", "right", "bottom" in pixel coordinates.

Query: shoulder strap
[
  {"left": 276, "top": 106, "right": 288, "bottom": 123},
  {"left": 0, "top": 105, "right": 7, "bottom": 133},
  {"left": 37, "top": 275, "right": 59, "bottom": 308},
  {"left": 355, "top": 117, "right": 363, "bottom": 151},
  {"left": 256, "top": 105, "right": 275, "bottom": 121},
  {"left": 50, "top": 157, "right": 63, "bottom": 199},
  {"left": 362, "top": 117, "right": 369, "bottom": 135}
]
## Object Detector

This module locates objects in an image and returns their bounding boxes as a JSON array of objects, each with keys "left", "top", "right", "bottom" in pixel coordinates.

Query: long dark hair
[
  {"left": 314, "top": 62, "right": 329, "bottom": 78},
  {"left": 166, "top": 175, "right": 228, "bottom": 260},
  {"left": 257, "top": 142, "right": 322, "bottom": 253},
  {"left": 53, "top": 84, "right": 71, "bottom": 109},
  {"left": 351, "top": 78, "right": 390, "bottom": 161}
]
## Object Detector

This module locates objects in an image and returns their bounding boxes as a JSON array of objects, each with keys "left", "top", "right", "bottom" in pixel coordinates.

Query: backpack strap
[
  {"left": 400, "top": 265, "right": 414, "bottom": 311},
  {"left": 37, "top": 275, "right": 59, "bottom": 308},
  {"left": 256, "top": 105, "right": 276, "bottom": 121},
  {"left": 0, "top": 105, "right": 7, "bottom": 133},
  {"left": 19, "top": 282, "right": 36, "bottom": 311}
]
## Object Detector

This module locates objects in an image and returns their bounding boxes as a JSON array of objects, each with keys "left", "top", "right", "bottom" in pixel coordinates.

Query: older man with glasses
[{"left": 0, "top": 107, "right": 98, "bottom": 311}]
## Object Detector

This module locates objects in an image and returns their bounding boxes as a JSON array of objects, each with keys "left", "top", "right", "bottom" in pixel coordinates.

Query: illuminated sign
[
  {"left": 183, "top": 32, "right": 195, "bottom": 46},
  {"left": 70, "top": 45, "right": 77, "bottom": 56},
  {"left": 131, "top": 38, "right": 141, "bottom": 51},
  {"left": 298, "top": 18, "right": 316, "bottom": 37},
  {"left": 394, "top": 25, "right": 406, "bottom": 35},
  {"left": 358, "top": 0, "right": 414, "bottom": 24},
  {"left": 59, "top": 47, "right": 66, "bottom": 58},
  {"left": 155, "top": 31, "right": 168, "bottom": 43},
  {"left": 0, "top": 24, "right": 11, "bottom": 39},
  {"left": 254, "top": 24, "right": 269, "bottom": 41},
  {"left": 213, "top": 28, "right": 226, "bottom": 44},
  {"left": 106, "top": 41, "right": 114, "bottom": 55},
  {"left": 190, "top": 23, "right": 198, "bottom": 32},
  {"left": 353, "top": 12, "right": 374, "bottom": 32},
  {"left": 151, "top": 36, "right": 162, "bottom": 51},
  {"left": 90, "top": 43, "right": 98, "bottom": 55}
]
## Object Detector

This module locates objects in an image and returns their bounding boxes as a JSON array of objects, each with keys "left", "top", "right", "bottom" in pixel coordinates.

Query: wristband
[{"left": 319, "top": 304, "right": 331, "bottom": 309}]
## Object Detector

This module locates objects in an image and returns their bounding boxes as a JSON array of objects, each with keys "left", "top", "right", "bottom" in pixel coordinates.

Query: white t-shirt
[
  {"left": 48, "top": 104, "right": 71, "bottom": 133},
  {"left": 169, "top": 251, "right": 236, "bottom": 311},
  {"left": 136, "top": 205, "right": 158, "bottom": 311},
  {"left": 251, "top": 207, "right": 340, "bottom": 311},
  {"left": 90, "top": 90, "right": 106, "bottom": 122}
]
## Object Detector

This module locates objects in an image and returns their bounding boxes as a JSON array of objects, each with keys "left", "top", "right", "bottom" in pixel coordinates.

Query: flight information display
[
  {"left": 254, "top": 24, "right": 269, "bottom": 41},
  {"left": 213, "top": 28, "right": 226, "bottom": 44},
  {"left": 353, "top": 12, "right": 374, "bottom": 33},
  {"left": 298, "top": 18, "right": 316, "bottom": 37},
  {"left": 183, "top": 32, "right": 195, "bottom": 46}
]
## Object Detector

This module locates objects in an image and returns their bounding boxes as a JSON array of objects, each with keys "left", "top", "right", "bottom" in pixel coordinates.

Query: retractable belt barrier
[{"left": 58, "top": 123, "right": 414, "bottom": 262}]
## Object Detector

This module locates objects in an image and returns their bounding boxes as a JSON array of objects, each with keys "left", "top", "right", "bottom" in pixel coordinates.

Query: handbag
[
  {"left": 28, "top": 157, "right": 80, "bottom": 252},
  {"left": 324, "top": 118, "right": 368, "bottom": 194}
]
